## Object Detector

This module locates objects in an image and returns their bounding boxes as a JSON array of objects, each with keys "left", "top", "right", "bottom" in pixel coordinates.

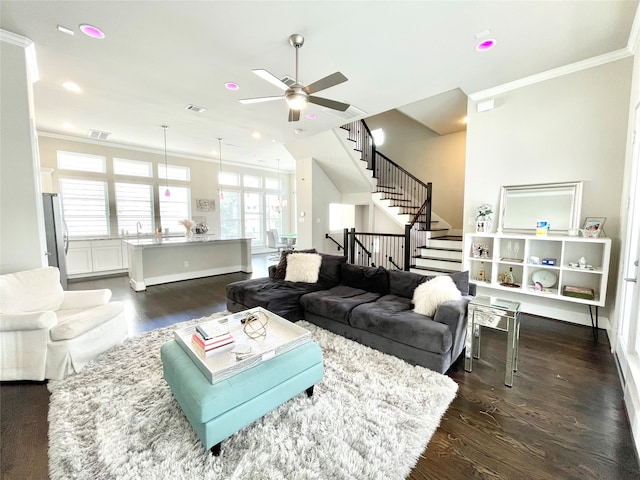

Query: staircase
[{"left": 340, "top": 119, "right": 462, "bottom": 275}]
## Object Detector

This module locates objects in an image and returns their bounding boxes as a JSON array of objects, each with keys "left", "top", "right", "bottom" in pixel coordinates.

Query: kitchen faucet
[{"left": 136, "top": 221, "right": 142, "bottom": 236}]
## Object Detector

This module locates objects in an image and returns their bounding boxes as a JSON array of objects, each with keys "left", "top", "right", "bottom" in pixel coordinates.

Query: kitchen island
[{"left": 125, "top": 236, "right": 252, "bottom": 291}]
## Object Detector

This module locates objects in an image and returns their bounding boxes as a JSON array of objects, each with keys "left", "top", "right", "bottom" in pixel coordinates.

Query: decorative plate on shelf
[{"left": 531, "top": 269, "right": 558, "bottom": 288}]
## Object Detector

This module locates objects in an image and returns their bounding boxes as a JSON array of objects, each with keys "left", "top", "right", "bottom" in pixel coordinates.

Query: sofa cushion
[
  {"left": 413, "top": 276, "right": 462, "bottom": 316},
  {"left": 285, "top": 253, "right": 322, "bottom": 283},
  {"left": 317, "top": 254, "right": 347, "bottom": 284},
  {"left": 0, "top": 267, "right": 64, "bottom": 314},
  {"left": 226, "top": 277, "right": 328, "bottom": 321},
  {"left": 273, "top": 249, "right": 317, "bottom": 279},
  {"left": 300, "top": 285, "right": 381, "bottom": 325},
  {"left": 350, "top": 297, "right": 452, "bottom": 354},
  {"left": 388, "top": 270, "right": 428, "bottom": 298},
  {"left": 340, "top": 264, "right": 389, "bottom": 295}
]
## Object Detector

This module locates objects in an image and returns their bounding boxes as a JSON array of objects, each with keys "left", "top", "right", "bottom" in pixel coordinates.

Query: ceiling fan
[{"left": 239, "top": 34, "right": 350, "bottom": 122}]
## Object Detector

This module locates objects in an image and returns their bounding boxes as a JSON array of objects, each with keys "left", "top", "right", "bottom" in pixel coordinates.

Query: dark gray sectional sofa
[{"left": 226, "top": 253, "right": 475, "bottom": 373}]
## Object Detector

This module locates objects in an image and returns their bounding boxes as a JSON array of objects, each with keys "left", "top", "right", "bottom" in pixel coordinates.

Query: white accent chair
[{"left": 0, "top": 267, "right": 128, "bottom": 381}]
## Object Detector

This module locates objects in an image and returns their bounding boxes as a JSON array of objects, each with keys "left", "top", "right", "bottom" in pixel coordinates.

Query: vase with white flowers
[
  {"left": 475, "top": 204, "right": 493, "bottom": 233},
  {"left": 179, "top": 219, "right": 195, "bottom": 238}
]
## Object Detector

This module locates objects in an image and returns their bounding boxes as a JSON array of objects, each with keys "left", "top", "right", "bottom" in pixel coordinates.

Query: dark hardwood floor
[{"left": 2, "top": 255, "right": 639, "bottom": 479}]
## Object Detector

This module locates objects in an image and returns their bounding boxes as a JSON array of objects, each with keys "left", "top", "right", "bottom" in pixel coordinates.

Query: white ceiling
[{"left": 1, "top": 1, "right": 637, "bottom": 172}]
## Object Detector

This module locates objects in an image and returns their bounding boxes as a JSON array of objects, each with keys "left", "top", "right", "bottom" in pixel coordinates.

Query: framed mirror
[{"left": 497, "top": 181, "right": 583, "bottom": 234}]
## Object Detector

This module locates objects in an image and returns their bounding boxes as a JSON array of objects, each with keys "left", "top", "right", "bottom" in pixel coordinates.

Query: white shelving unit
[{"left": 464, "top": 233, "right": 611, "bottom": 308}]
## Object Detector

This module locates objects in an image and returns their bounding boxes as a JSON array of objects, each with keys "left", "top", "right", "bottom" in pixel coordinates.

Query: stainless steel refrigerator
[{"left": 42, "top": 193, "right": 69, "bottom": 289}]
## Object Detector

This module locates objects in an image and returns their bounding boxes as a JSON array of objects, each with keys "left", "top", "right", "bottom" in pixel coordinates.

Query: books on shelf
[{"left": 562, "top": 285, "right": 595, "bottom": 300}]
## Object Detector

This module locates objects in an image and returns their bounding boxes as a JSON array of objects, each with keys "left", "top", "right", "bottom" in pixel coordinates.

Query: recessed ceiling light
[
  {"left": 476, "top": 39, "right": 497, "bottom": 52},
  {"left": 225, "top": 82, "right": 239, "bottom": 91},
  {"left": 252, "top": 132, "right": 261, "bottom": 139},
  {"left": 57, "top": 25, "right": 74, "bottom": 36},
  {"left": 306, "top": 113, "right": 317, "bottom": 120},
  {"left": 79, "top": 24, "right": 105, "bottom": 39},
  {"left": 62, "top": 81, "right": 82, "bottom": 92}
]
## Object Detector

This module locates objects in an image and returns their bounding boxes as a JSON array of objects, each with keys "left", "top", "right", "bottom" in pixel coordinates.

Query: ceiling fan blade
[
  {"left": 239, "top": 95, "right": 284, "bottom": 104},
  {"left": 304, "top": 72, "right": 348, "bottom": 94},
  {"left": 288, "top": 109, "right": 300, "bottom": 122},
  {"left": 252, "top": 69, "right": 289, "bottom": 91},
  {"left": 308, "top": 96, "right": 350, "bottom": 112}
]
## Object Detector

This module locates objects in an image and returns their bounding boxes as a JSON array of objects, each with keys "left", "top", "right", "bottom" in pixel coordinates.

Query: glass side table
[{"left": 465, "top": 295, "right": 521, "bottom": 387}]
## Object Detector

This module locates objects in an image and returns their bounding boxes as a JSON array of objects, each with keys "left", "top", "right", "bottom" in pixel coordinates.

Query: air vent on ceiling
[
  {"left": 185, "top": 104, "right": 206, "bottom": 113},
  {"left": 280, "top": 75, "right": 296, "bottom": 87},
  {"left": 87, "top": 129, "right": 111, "bottom": 140}
]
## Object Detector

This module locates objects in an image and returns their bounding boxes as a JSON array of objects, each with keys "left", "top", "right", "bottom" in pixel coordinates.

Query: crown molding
[
  {"left": 1, "top": 29, "right": 39, "bottom": 82},
  {"left": 469, "top": 48, "right": 632, "bottom": 102},
  {"left": 0, "top": 29, "right": 32, "bottom": 48}
]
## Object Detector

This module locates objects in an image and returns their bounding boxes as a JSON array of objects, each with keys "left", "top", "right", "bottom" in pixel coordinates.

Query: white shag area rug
[{"left": 48, "top": 315, "right": 458, "bottom": 480}]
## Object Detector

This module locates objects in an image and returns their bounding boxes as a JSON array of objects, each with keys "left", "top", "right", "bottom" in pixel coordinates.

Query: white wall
[
  {"left": 295, "top": 157, "right": 342, "bottom": 253},
  {"left": 0, "top": 33, "right": 46, "bottom": 274},
  {"left": 366, "top": 109, "right": 467, "bottom": 229},
  {"left": 465, "top": 57, "right": 633, "bottom": 325}
]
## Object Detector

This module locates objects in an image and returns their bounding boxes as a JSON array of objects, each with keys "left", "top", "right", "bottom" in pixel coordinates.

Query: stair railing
[
  {"left": 341, "top": 119, "right": 434, "bottom": 270},
  {"left": 325, "top": 233, "right": 344, "bottom": 251},
  {"left": 343, "top": 228, "right": 405, "bottom": 270}
]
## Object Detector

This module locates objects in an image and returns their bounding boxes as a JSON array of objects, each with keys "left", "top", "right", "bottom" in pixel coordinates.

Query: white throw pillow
[
  {"left": 412, "top": 275, "right": 462, "bottom": 317},
  {"left": 284, "top": 253, "right": 322, "bottom": 283}
]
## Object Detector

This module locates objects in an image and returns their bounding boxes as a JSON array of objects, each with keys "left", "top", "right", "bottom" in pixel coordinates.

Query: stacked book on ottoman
[{"left": 192, "top": 324, "right": 234, "bottom": 356}]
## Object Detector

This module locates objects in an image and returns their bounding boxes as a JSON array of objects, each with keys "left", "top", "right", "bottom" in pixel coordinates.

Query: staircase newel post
[
  {"left": 349, "top": 228, "right": 356, "bottom": 264},
  {"left": 404, "top": 224, "right": 411, "bottom": 271},
  {"left": 343, "top": 228, "right": 349, "bottom": 261}
]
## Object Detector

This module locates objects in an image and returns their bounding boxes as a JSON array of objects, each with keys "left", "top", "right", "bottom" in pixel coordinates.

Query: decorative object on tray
[
  {"left": 562, "top": 285, "right": 595, "bottom": 300},
  {"left": 472, "top": 242, "right": 490, "bottom": 258},
  {"left": 242, "top": 310, "right": 269, "bottom": 339},
  {"left": 475, "top": 203, "right": 493, "bottom": 233},
  {"left": 179, "top": 219, "right": 195, "bottom": 238},
  {"left": 193, "top": 222, "right": 209, "bottom": 234},
  {"left": 580, "top": 217, "right": 606, "bottom": 238},
  {"left": 531, "top": 269, "right": 558, "bottom": 288},
  {"left": 536, "top": 220, "right": 550, "bottom": 236},
  {"left": 477, "top": 268, "right": 486, "bottom": 282}
]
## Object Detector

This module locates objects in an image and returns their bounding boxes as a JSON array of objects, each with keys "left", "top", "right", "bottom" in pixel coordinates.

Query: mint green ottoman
[{"left": 161, "top": 339, "right": 323, "bottom": 455}]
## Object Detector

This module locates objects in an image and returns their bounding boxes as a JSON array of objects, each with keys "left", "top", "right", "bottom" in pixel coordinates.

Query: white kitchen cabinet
[
  {"left": 67, "top": 241, "right": 93, "bottom": 275},
  {"left": 92, "top": 239, "right": 124, "bottom": 272}
]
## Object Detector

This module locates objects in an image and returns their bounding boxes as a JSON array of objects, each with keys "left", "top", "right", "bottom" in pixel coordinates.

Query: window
[
  {"left": 57, "top": 151, "right": 106, "bottom": 173},
  {"left": 219, "top": 172, "right": 240, "bottom": 186},
  {"left": 244, "top": 192, "right": 264, "bottom": 245},
  {"left": 159, "top": 164, "right": 190, "bottom": 181},
  {"left": 59, "top": 178, "right": 109, "bottom": 237},
  {"left": 159, "top": 186, "right": 191, "bottom": 233},
  {"left": 115, "top": 182, "right": 153, "bottom": 235},
  {"left": 243, "top": 175, "right": 261, "bottom": 188},
  {"left": 266, "top": 194, "right": 282, "bottom": 232},
  {"left": 220, "top": 190, "right": 241, "bottom": 239},
  {"left": 265, "top": 177, "right": 279, "bottom": 190},
  {"left": 113, "top": 158, "right": 152, "bottom": 177}
]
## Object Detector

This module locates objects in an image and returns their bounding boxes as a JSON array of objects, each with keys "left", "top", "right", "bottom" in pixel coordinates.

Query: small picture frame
[{"left": 581, "top": 217, "right": 606, "bottom": 238}]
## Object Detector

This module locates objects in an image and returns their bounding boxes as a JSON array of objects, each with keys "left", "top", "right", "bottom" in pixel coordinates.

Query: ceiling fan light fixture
[{"left": 286, "top": 91, "right": 308, "bottom": 110}]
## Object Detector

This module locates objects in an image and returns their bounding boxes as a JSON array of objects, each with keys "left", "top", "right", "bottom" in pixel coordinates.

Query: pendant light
[
  {"left": 162, "top": 125, "right": 170, "bottom": 197},
  {"left": 217, "top": 137, "right": 224, "bottom": 201}
]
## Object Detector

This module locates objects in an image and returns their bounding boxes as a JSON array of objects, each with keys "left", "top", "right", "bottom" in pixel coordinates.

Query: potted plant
[{"left": 476, "top": 204, "right": 493, "bottom": 233}]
